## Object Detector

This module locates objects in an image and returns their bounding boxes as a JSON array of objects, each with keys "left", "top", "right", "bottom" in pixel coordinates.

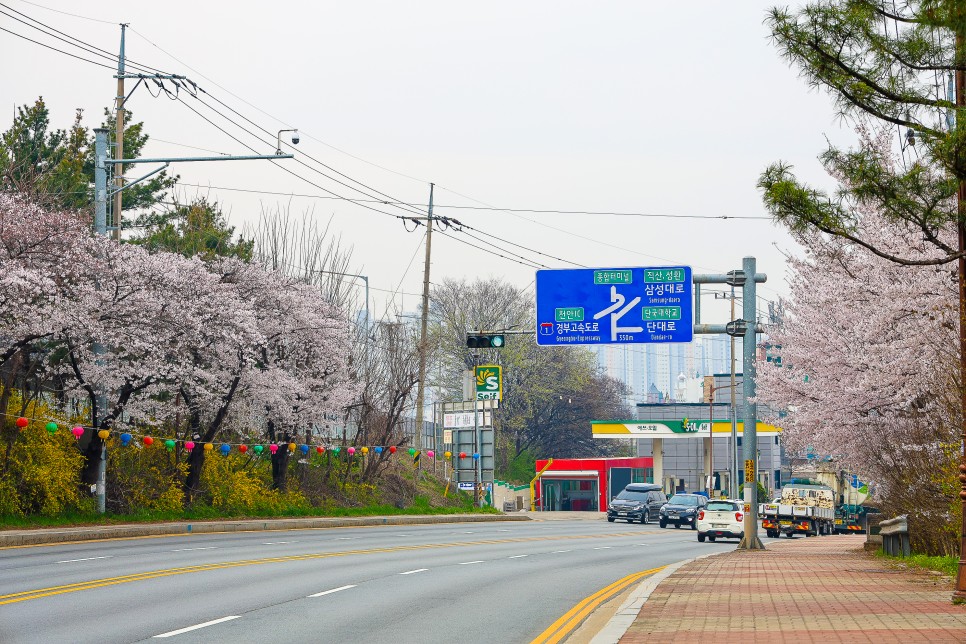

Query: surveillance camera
[{"left": 291, "top": 131, "right": 300, "bottom": 145}]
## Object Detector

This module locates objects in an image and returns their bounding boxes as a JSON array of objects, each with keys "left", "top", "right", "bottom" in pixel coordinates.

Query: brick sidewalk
[{"left": 620, "top": 535, "right": 966, "bottom": 643}]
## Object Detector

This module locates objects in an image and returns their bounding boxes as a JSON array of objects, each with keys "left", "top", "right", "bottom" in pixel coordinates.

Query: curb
[
  {"left": 0, "top": 513, "right": 530, "bottom": 547},
  {"left": 586, "top": 551, "right": 725, "bottom": 644}
]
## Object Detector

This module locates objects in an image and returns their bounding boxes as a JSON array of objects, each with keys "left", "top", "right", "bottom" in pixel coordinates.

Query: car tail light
[
  {"left": 735, "top": 512, "right": 743, "bottom": 522},
  {"left": 698, "top": 510, "right": 705, "bottom": 520}
]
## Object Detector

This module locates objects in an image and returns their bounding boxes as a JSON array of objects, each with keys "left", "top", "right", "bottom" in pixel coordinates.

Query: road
[{"left": 0, "top": 516, "right": 732, "bottom": 643}]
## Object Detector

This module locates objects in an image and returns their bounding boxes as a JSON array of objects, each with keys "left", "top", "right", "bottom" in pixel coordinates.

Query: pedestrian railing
[{"left": 879, "top": 514, "right": 910, "bottom": 557}]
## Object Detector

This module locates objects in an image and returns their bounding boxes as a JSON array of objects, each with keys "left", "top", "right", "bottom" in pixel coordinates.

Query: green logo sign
[
  {"left": 555, "top": 307, "right": 584, "bottom": 322},
  {"left": 475, "top": 365, "right": 502, "bottom": 400},
  {"left": 643, "top": 268, "right": 685, "bottom": 283}
]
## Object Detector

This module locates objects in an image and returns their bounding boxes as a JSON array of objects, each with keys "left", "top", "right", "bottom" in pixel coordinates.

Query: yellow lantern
[
  {"left": 288, "top": 442, "right": 297, "bottom": 452},
  {"left": 97, "top": 429, "right": 110, "bottom": 440},
  {"left": 444, "top": 451, "right": 452, "bottom": 459},
  {"left": 203, "top": 443, "right": 213, "bottom": 451},
  {"left": 361, "top": 446, "right": 369, "bottom": 454}
]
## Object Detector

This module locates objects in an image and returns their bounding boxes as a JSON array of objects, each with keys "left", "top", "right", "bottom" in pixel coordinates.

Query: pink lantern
[
  {"left": 185, "top": 441, "right": 195, "bottom": 452},
  {"left": 427, "top": 450, "right": 435, "bottom": 459},
  {"left": 347, "top": 447, "right": 356, "bottom": 455},
  {"left": 269, "top": 444, "right": 279, "bottom": 454},
  {"left": 71, "top": 426, "right": 85, "bottom": 440}
]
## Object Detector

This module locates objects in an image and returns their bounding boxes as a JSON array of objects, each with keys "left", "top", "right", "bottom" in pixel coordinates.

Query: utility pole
[
  {"left": 738, "top": 256, "right": 765, "bottom": 550},
  {"left": 953, "top": 30, "right": 966, "bottom": 603},
  {"left": 112, "top": 24, "right": 128, "bottom": 241},
  {"left": 730, "top": 285, "right": 738, "bottom": 498},
  {"left": 413, "top": 183, "right": 434, "bottom": 456}
]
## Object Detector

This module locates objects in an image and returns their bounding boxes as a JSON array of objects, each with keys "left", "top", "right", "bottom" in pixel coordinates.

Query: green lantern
[
  {"left": 253, "top": 445, "right": 264, "bottom": 454},
  {"left": 164, "top": 439, "right": 176, "bottom": 451},
  {"left": 408, "top": 448, "right": 416, "bottom": 456},
  {"left": 45, "top": 422, "right": 58, "bottom": 434}
]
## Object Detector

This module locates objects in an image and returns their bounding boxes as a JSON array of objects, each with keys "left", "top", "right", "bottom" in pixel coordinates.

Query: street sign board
[
  {"left": 744, "top": 459, "right": 755, "bottom": 483},
  {"left": 535, "top": 267, "right": 693, "bottom": 346},
  {"left": 475, "top": 365, "right": 502, "bottom": 400}
]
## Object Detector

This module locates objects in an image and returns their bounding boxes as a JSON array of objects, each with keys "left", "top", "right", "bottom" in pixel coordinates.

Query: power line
[
  {"left": 0, "top": 25, "right": 116, "bottom": 69},
  {"left": 8, "top": 0, "right": 114, "bottom": 24}
]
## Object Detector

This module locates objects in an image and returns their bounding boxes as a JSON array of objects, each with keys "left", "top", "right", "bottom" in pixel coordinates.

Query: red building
[{"left": 534, "top": 457, "right": 653, "bottom": 512}]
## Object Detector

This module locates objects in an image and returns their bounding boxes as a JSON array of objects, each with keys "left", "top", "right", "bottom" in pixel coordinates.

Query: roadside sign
[
  {"left": 535, "top": 267, "right": 693, "bottom": 346},
  {"left": 744, "top": 459, "right": 755, "bottom": 483},
  {"left": 443, "top": 430, "right": 453, "bottom": 444},
  {"left": 475, "top": 365, "right": 502, "bottom": 400}
]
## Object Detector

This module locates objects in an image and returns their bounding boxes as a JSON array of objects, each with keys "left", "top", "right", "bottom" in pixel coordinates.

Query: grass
[
  {"left": 0, "top": 495, "right": 498, "bottom": 530},
  {"left": 876, "top": 549, "right": 958, "bottom": 577}
]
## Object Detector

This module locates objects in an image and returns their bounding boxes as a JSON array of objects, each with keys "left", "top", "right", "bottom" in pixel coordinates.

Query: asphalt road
[{"left": 0, "top": 516, "right": 733, "bottom": 643}]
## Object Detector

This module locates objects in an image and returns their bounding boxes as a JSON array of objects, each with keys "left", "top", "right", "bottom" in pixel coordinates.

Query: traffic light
[{"left": 466, "top": 333, "right": 505, "bottom": 349}]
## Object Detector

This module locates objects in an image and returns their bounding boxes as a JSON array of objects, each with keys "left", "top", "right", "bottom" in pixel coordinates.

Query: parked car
[
  {"left": 606, "top": 483, "right": 666, "bottom": 524},
  {"left": 696, "top": 499, "right": 745, "bottom": 542},
  {"left": 659, "top": 493, "right": 707, "bottom": 529}
]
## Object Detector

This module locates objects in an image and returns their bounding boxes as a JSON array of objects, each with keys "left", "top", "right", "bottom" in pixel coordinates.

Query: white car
[{"left": 696, "top": 499, "right": 745, "bottom": 542}]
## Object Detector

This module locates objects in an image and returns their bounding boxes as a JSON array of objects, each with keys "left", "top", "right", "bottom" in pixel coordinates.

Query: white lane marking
[
  {"left": 154, "top": 616, "right": 239, "bottom": 638},
  {"left": 634, "top": 543, "right": 650, "bottom": 546},
  {"left": 458, "top": 560, "right": 484, "bottom": 565},
  {"left": 399, "top": 568, "right": 428, "bottom": 575},
  {"left": 463, "top": 531, "right": 475, "bottom": 534},
  {"left": 335, "top": 537, "right": 352, "bottom": 540},
  {"left": 551, "top": 550, "right": 572, "bottom": 554},
  {"left": 171, "top": 547, "right": 217, "bottom": 552},
  {"left": 593, "top": 547, "right": 612, "bottom": 550},
  {"left": 56, "top": 556, "right": 113, "bottom": 563},
  {"left": 395, "top": 534, "right": 411, "bottom": 537},
  {"left": 497, "top": 529, "right": 510, "bottom": 532},
  {"left": 508, "top": 554, "right": 528, "bottom": 559},
  {"left": 308, "top": 584, "right": 356, "bottom": 598},
  {"left": 262, "top": 541, "right": 296, "bottom": 545}
]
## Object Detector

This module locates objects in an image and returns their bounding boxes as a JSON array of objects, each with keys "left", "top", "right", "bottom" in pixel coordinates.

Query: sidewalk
[{"left": 616, "top": 535, "right": 966, "bottom": 643}]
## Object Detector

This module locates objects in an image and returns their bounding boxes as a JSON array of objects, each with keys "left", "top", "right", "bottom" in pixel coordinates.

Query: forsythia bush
[
  {"left": 108, "top": 441, "right": 187, "bottom": 515},
  {"left": 200, "top": 454, "right": 311, "bottom": 515},
  {"left": 2, "top": 424, "right": 87, "bottom": 517}
]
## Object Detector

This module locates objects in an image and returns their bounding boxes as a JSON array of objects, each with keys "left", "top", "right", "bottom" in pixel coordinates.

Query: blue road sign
[{"left": 535, "top": 266, "right": 693, "bottom": 346}]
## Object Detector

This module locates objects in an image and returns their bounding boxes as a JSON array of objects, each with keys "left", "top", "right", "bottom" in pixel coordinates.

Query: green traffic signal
[{"left": 466, "top": 334, "right": 505, "bottom": 349}]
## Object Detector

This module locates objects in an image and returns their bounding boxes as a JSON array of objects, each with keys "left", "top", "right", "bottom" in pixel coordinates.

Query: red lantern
[
  {"left": 143, "top": 436, "right": 154, "bottom": 446},
  {"left": 389, "top": 446, "right": 397, "bottom": 454},
  {"left": 459, "top": 452, "right": 466, "bottom": 459},
  {"left": 316, "top": 446, "right": 324, "bottom": 454},
  {"left": 239, "top": 444, "right": 248, "bottom": 453},
  {"left": 16, "top": 417, "right": 28, "bottom": 428}
]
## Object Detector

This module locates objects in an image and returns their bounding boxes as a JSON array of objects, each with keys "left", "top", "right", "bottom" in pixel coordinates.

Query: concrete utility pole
[
  {"left": 413, "top": 183, "right": 434, "bottom": 455},
  {"left": 954, "top": 31, "right": 966, "bottom": 603},
  {"left": 112, "top": 24, "right": 128, "bottom": 241},
  {"left": 730, "top": 285, "right": 738, "bottom": 498},
  {"left": 738, "top": 256, "right": 765, "bottom": 550},
  {"left": 92, "top": 127, "right": 110, "bottom": 513}
]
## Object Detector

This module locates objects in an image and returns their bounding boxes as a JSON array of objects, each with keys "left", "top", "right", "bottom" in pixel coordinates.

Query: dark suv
[
  {"left": 659, "top": 493, "right": 707, "bottom": 529},
  {"left": 607, "top": 483, "right": 666, "bottom": 524}
]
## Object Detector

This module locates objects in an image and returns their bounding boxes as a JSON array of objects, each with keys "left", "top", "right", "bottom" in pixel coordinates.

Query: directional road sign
[{"left": 535, "top": 266, "right": 693, "bottom": 346}]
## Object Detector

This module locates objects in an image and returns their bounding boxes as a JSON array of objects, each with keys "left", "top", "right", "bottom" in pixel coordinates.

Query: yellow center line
[
  {"left": 0, "top": 532, "right": 644, "bottom": 605},
  {"left": 530, "top": 565, "right": 666, "bottom": 644}
]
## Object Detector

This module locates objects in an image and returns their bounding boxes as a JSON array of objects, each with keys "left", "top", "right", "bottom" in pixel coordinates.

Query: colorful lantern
[
  {"left": 361, "top": 446, "right": 369, "bottom": 455},
  {"left": 45, "top": 422, "right": 58, "bottom": 434},
  {"left": 239, "top": 444, "right": 248, "bottom": 453},
  {"left": 143, "top": 435, "right": 154, "bottom": 446},
  {"left": 300, "top": 444, "right": 309, "bottom": 455},
  {"left": 427, "top": 450, "right": 435, "bottom": 459},
  {"left": 253, "top": 445, "right": 264, "bottom": 454},
  {"left": 333, "top": 446, "right": 341, "bottom": 454},
  {"left": 472, "top": 453, "right": 480, "bottom": 460},
  {"left": 347, "top": 447, "right": 356, "bottom": 455},
  {"left": 269, "top": 444, "right": 279, "bottom": 454},
  {"left": 316, "top": 446, "right": 324, "bottom": 454},
  {"left": 203, "top": 443, "right": 213, "bottom": 452},
  {"left": 459, "top": 452, "right": 466, "bottom": 459},
  {"left": 288, "top": 442, "right": 296, "bottom": 453},
  {"left": 164, "top": 439, "right": 175, "bottom": 451},
  {"left": 374, "top": 446, "right": 383, "bottom": 454},
  {"left": 120, "top": 433, "right": 132, "bottom": 446},
  {"left": 97, "top": 429, "right": 110, "bottom": 440},
  {"left": 389, "top": 446, "right": 397, "bottom": 454},
  {"left": 444, "top": 451, "right": 452, "bottom": 459},
  {"left": 72, "top": 426, "right": 85, "bottom": 440},
  {"left": 15, "top": 417, "right": 28, "bottom": 428},
  {"left": 220, "top": 443, "right": 231, "bottom": 455},
  {"left": 408, "top": 448, "right": 416, "bottom": 456},
  {"left": 185, "top": 441, "right": 195, "bottom": 452}
]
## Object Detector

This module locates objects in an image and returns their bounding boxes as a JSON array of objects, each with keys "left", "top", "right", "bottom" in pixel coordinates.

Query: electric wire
[
  {"left": 0, "top": 24, "right": 116, "bottom": 69},
  {"left": 8, "top": 0, "right": 114, "bottom": 24}
]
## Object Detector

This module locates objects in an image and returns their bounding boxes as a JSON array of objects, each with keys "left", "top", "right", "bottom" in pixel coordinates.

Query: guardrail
[{"left": 879, "top": 514, "right": 910, "bottom": 557}]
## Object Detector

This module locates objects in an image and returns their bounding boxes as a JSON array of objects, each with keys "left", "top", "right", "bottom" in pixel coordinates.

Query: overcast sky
[{"left": 2, "top": 1, "right": 856, "bottom": 322}]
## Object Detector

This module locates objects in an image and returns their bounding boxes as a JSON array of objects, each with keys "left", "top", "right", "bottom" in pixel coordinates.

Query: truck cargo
[{"left": 759, "top": 483, "right": 836, "bottom": 538}]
